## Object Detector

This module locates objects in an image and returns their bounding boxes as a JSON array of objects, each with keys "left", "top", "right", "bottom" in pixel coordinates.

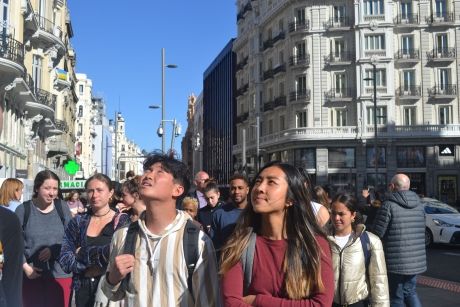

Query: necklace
[{"left": 92, "top": 207, "right": 111, "bottom": 218}]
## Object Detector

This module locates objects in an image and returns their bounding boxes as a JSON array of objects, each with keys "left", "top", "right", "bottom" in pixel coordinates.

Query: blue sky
[{"left": 68, "top": 1, "right": 236, "bottom": 154}]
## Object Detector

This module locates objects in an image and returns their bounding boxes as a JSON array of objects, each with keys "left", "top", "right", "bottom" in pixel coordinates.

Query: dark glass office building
[{"left": 203, "top": 39, "right": 236, "bottom": 185}]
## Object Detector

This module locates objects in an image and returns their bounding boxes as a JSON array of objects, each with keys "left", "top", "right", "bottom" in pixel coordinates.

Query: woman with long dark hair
[
  {"left": 220, "top": 161, "right": 334, "bottom": 306},
  {"left": 328, "top": 193, "right": 389, "bottom": 307},
  {"left": 59, "top": 173, "right": 129, "bottom": 307},
  {"left": 15, "top": 170, "right": 73, "bottom": 307}
]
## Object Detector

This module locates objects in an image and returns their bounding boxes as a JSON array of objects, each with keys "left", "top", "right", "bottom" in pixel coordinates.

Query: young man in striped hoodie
[{"left": 98, "top": 153, "right": 221, "bottom": 306}]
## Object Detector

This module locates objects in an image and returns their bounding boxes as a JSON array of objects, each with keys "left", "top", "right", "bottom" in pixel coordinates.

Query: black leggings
[{"left": 75, "top": 276, "right": 101, "bottom": 307}]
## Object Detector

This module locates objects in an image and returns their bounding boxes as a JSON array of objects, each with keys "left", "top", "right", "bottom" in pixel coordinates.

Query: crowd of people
[{"left": 0, "top": 152, "right": 427, "bottom": 307}]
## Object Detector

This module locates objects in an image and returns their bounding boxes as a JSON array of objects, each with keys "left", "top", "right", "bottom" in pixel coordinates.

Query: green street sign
[{"left": 64, "top": 160, "right": 80, "bottom": 175}]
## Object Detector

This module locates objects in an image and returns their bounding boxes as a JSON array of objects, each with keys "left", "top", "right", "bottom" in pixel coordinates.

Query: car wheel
[{"left": 425, "top": 228, "right": 433, "bottom": 247}]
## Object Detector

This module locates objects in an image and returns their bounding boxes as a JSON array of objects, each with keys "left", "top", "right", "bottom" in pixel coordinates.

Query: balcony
[
  {"left": 29, "top": 13, "right": 65, "bottom": 64},
  {"left": 394, "top": 49, "right": 420, "bottom": 63},
  {"left": 289, "top": 89, "right": 311, "bottom": 103},
  {"left": 24, "top": 88, "right": 55, "bottom": 118},
  {"left": 48, "top": 138, "right": 69, "bottom": 155},
  {"left": 324, "top": 17, "right": 352, "bottom": 31},
  {"left": 396, "top": 86, "right": 422, "bottom": 100},
  {"left": 324, "top": 88, "right": 353, "bottom": 102},
  {"left": 262, "top": 38, "right": 273, "bottom": 51},
  {"left": 426, "top": 48, "right": 456, "bottom": 62},
  {"left": 236, "top": 56, "right": 248, "bottom": 72},
  {"left": 54, "top": 68, "right": 71, "bottom": 90},
  {"left": 272, "top": 31, "right": 285, "bottom": 45},
  {"left": 274, "top": 95, "right": 287, "bottom": 108},
  {"left": 236, "top": 112, "right": 249, "bottom": 124},
  {"left": 289, "top": 54, "right": 310, "bottom": 68},
  {"left": 363, "top": 14, "right": 385, "bottom": 22},
  {"left": 273, "top": 64, "right": 286, "bottom": 76},
  {"left": 263, "top": 69, "right": 274, "bottom": 80},
  {"left": 236, "top": 83, "right": 249, "bottom": 97},
  {"left": 364, "top": 49, "right": 386, "bottom": 58},
  {"left": 394, "top": 14, "right": 419, "bottom": 27},
  {"left": 324, "top": 52, "right": 353, "bottom": 66},
  {"left": 263, "top": 100, "right": 275, "bottom": 112},
  {"left": 364, "top": 86, "right": 387, "bottom": 95},
  {"left": 428, "top": 85, "right": 457, "bottom": 98},
  {"left": 426, "top": 12, "right": 455, "bottom": 25},
  {"left": 0, "top": 36, "right": 26, "bottom": 85},
  {"left": 288, "top": 20, "right": 310, "bottom": 34},
  {"left": 55, "top": 119, "right": 69, "bottom": 133}
]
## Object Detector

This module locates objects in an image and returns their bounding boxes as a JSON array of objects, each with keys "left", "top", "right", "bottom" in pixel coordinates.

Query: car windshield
[{"left": 424, "top": 205, "right": 458, "bottom": 214}]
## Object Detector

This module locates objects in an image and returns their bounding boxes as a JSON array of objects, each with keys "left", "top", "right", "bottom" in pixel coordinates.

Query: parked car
[{"left": 421, "top": 197, "right": 460, "bottom": 246}]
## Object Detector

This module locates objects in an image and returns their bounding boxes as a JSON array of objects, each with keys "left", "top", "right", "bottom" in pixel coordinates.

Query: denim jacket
[{"left": 59, "top": 211, "right": 130, "bottom": 290}]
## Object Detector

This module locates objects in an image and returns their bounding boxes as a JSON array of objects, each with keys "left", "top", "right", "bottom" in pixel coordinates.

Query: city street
[{"left": 418, "top": 244, "right": 460, "bottom": 306}]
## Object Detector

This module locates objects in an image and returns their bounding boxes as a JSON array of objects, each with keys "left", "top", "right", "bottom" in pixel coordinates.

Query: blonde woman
[
  {"left": 0, "top": 178, "right": 24, "bottom": 212},
  {"left": 220, "top": 161, "right": 334, "bottom": 306}
]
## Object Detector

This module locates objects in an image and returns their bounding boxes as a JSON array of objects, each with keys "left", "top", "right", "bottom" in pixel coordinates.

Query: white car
[{"left": 421, "top": 197, "right": 460, "bottom": 246}]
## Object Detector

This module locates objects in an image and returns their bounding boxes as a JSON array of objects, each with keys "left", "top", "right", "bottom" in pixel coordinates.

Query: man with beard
[{"left": 210, "top": 174, "right": 249, "bottom": 253}]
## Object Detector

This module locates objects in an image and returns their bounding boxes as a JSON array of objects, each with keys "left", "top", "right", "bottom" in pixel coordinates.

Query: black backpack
[
  {"left": 22, "top": 199, "right": 66, "bottom": 231},
  {"left": 120, "top": 219, "right": 200, "bottom": 299}
]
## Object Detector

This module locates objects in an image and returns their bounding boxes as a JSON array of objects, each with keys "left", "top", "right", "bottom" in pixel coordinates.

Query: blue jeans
[{"left": 388, "top": 273, "right": 422, "bottom": 307}]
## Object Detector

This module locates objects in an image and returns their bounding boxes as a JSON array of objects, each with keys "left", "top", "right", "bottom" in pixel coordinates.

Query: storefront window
[
  {"left": 328, "top": 147, "right": 355, "bottom": 168},
  {"left": 397, "top": 146, "right": 425, "bottom": 167},
  {"left": 366, "top": 146, "right": 386, "bottom": 168},
  {"left": 328, "top": 173, "right": 356, "bottom": 194},
  {"left": 366, "top": 173, "right": 386, "bottom": 190},
  {"left": 407, "top": 173, "right": 425, "bottom": 196},
  {"left": 294, "top": 148, "right": 316, "bottom": 169}
]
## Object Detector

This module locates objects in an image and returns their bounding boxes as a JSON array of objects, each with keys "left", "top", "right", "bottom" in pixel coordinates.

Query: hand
[
  {"left": 38, "top": 247, "right": 52, "bottom": 262},
  {"left": 243, "top": 295, "right": 256, "bottom": 305},
  {"left": 23, "top": 263, "right": 42, "bottom": 279},
  {"left": 107, "top": 254, "right": 135, "bottom": 286}
]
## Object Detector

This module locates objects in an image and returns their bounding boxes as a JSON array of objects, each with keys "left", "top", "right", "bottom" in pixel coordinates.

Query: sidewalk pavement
[{"left": 418, "top": 275, "right": 460, "bottom": 307}]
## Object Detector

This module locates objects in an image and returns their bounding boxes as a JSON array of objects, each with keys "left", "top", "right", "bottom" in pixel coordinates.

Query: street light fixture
[
  {"left": 160, "top": 48, "right": 177, "bottom": 153},
  {"left": 363, "top": 63, "right": 378, "bottom": 187}
]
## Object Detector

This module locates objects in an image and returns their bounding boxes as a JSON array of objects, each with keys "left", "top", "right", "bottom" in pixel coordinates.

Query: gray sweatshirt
[{"left": 15, "top": 200, "right": 72, "bottom": 278}]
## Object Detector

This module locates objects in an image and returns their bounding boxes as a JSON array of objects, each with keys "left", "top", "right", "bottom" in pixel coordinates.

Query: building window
[
  {"left": 328, "top": 147, "right": 355, "bottom": 168},
  {"left": 280, "top": 115, "right": 285, "bottom": 130},
  {"left": 397, "top": 146, "right": 425, "bottom": 167},
  {"left": 367, "top": 106, "right": 387, "bottom": 125},
  {"left": 296, "top": 75, "right": 307, "bottom": 93},
  {"left": 400, "top": 1, "right": 412, "bottom": 19},
  {"left": 365, "top": 34, "right": 385, "bottom": 50},
  {"left": 279, "top": 82, "right": 285, "bottom": 96},
  {"left": 402, "top": 70, "right": 416, "bottom": 90},
  {"left": 332, "top": 109, "right": 347, "bottom": 126},
  {"left": 121, "top": 145, "right": 125, "bottom": 152},
  {"left": 32, "top": 55, "right": 42, "bottom": 91},
  {"left": 268, "top": 119, "right": 273, "bottom": 134},
  {"left": 366, "top": 146, "right": 386, "bottom": 168},
  {"left": 278, "top": 18, "right": 284, "bottom": 32},
  {"left": 77, "top": 123, "right": 82, "bottom": 136},
  {"left": 335, "top": 73, "right": 346, "bottom": 92},
  {"left": 439, "top": 105, "right": 452, "bottom": 124},
  {"left": 364, "top": 0, "right": 384, "bottom": 15},
  {"left": 294, "top": 148, "right": 316, "bottom": 169},
  {"left": 296, "top": 111, "right": 307, "bottom": 127},
  {"left": 365, "top": 69, "right": 386, "bottom": 87},
  {"left": 295, "top": 41, "right": 306, "bottom": 58},
  {"left": 296, "top": 8, "right": 306, "bottom": 24},
  {"left": 403, "top": 107, "right": 416, "bottom": 125},
  {"left": 401, "top": 35, "right": 414, "bottom": 53},
  {"left": 438, "top": 68, "right": 450, "bottom": 90},
  {"left": 436, "top": 33, "right": 448, "bottom": 53},
  {"left": 334, "top": 40, "right": 345, "bottom": 56},
  {"left": 435, "top": 0, "right": 447, "bottom": 17},
  {"left": 79, "top": 84, "right": 84, "bottom": 94},
  {"left": 334, "top": 5, "right": 346, "bottom": 21}
]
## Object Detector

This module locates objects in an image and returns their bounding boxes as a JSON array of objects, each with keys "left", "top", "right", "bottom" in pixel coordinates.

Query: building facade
[
  {"left": 233, "top": 0, "right": 460, "bottom": 203},
  {"left": 0, "top": 0, "right": 78, "bottom": 180},
  {"left": 203, "top": 39, "right": 236, "bottom": 185}
]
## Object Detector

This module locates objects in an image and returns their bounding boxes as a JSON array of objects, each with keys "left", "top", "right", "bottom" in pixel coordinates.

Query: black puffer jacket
[{"left": 372, "top": 190, "right": 426, "bottom": 275}]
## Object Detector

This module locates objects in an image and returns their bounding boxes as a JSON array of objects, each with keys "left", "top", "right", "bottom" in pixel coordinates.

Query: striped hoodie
[{"left": 97, "top": 210, "right": 222, "bottom": 307}]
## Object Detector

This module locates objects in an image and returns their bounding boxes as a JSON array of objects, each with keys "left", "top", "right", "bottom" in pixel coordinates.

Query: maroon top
[{"left": 221, "top": 235, "right": 334, "bottom": 307}]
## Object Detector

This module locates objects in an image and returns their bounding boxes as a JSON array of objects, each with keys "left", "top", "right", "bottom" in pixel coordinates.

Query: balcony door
[
  {"left": 335, "top": 73, "right": 346, "bottom": 95},
  {"left": 296, "top": 75, "right": 307, "bottom": 94},
  {"left": 400, "top": 1, "right": 412, "bottom": 19},
  {"left": 334, "top": 40, "right": 345, "bottom": 59},
  {"left": 438, "top": 68, "right": 450, "bottom": 92},
  {"left": 1, "top": 0, "right": 9, "bottom": 38},
  {"left": 296, "top": 41, "right": 306, "bottom": 58},
  {"left": 435, "top": 0, "right": 447, "bottom": 17},
  {"left": 402, "top": 70, "right": 415, "bottom": 92},
  {"left": 437, "top": 34, "right": 448, "bottom": 55},
  {"left": 32, "top": 55, "right": 42, "bottom": 92},
  {"left": 333, "top": 5, "right": 346, "bottom": 23},
  {"left": 401, "top": 35, "right": 414, "bottom": 55},
  {"left": 296, "top": 8, "right": 306, "bottom": 25}
]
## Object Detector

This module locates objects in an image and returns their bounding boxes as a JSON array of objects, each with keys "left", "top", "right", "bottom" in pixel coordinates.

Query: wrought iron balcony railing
[
  {"left": 34, "top": 13, "right": 61, "bottom": 38},
  {"left": 426, "top": 12, "right": 455, "bottom": 24},
  {"left": 0, "top": 36, "right": 25, "bottom": 66},
  {"left": 236, "top": 56, "right": 248, "bottom": 72},
  {"left": 324, "top": 52, "right": 354, "bottom": 65},
  {"left": 325, "top": 88, "right": 353, "bottom": 99},
  {"left": 236, "top": 112, "right": 249, "bottom": 123},
  {"left": 55, "top": 119, "right": 69, "bottom": 133},
  {"left": 288, "top": 20, "right": 310, "bottom": 33},
  {"left": 428, "top": 85, "right": 457, "bottom": 96},
  {"left": 289, "top": 89, "right": 311, "bottom": 102},
  {"left": 274, "top": 95, "right": 287, "bottom": 107},
  {"left": 36, "top": 88, "right": 56, "bottom": 110},
  {"left": 273, "top": 64, "right": 286, "bottom": 75},
  {"left": 396, "top": 86, "right": 422, "bottom": 97},
  {"left": 324, "top": 17, "right": 352, "bottom": 29},
  {"left": 263, "top": 69, "right": 274, "bottom": 80},
  {"left": 263, "top": 100, "right": 274, "bottom": 112},
  {"left": 426, "top": 48, "right": 456, "bottom": 60},
  {"left": 289, "top": 54, "right": 310, "bottom": 67},
  {"left": 236, "top": 83, "right": 249, "bottom": 97},
  {"left": 394, "top": 14, "right": 419, "bottom": 25},
  {"left": 394, "top": 49, "right": 420, "bottom": 60}
]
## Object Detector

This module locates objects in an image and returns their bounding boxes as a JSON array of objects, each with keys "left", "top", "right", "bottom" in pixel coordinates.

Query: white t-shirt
[
  {"left": 334, "top": 233, "right": 351, "bottom": 249},
  {"left": 311, "top": 201, "right": 323, "bottom": 216}
]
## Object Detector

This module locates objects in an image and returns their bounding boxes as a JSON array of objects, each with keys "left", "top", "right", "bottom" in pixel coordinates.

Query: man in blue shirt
[{"left": 210, "top": 174, "right": 249, "bottom": 253}]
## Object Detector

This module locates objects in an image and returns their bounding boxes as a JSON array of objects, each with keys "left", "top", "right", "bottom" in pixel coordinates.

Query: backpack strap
[
  {"left": 54, "top": 199, "right": 66, "bottom": 226},
  {"left": 360, "top": 231, "right": 371, "bottom": 270},
  {"left": 241, "top": 231, "right": 257, "bottom": 296},
  {"left": 183, "top": 219, "right": 200, "bottom": 301},
  {"left": 119, "top": 221, "right": 139, "bottom": 293},
  {"left": 22, "top": 200, "right": 32, "bottom": 231}
]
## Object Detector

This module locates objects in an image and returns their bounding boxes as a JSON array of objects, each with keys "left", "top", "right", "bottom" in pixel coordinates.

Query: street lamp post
[
  {"left": 364, "top": 64, "right": 378, "bottom": 186},
  {"left": 160, "top": 48, "right": 177, "bottom": 153}
]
